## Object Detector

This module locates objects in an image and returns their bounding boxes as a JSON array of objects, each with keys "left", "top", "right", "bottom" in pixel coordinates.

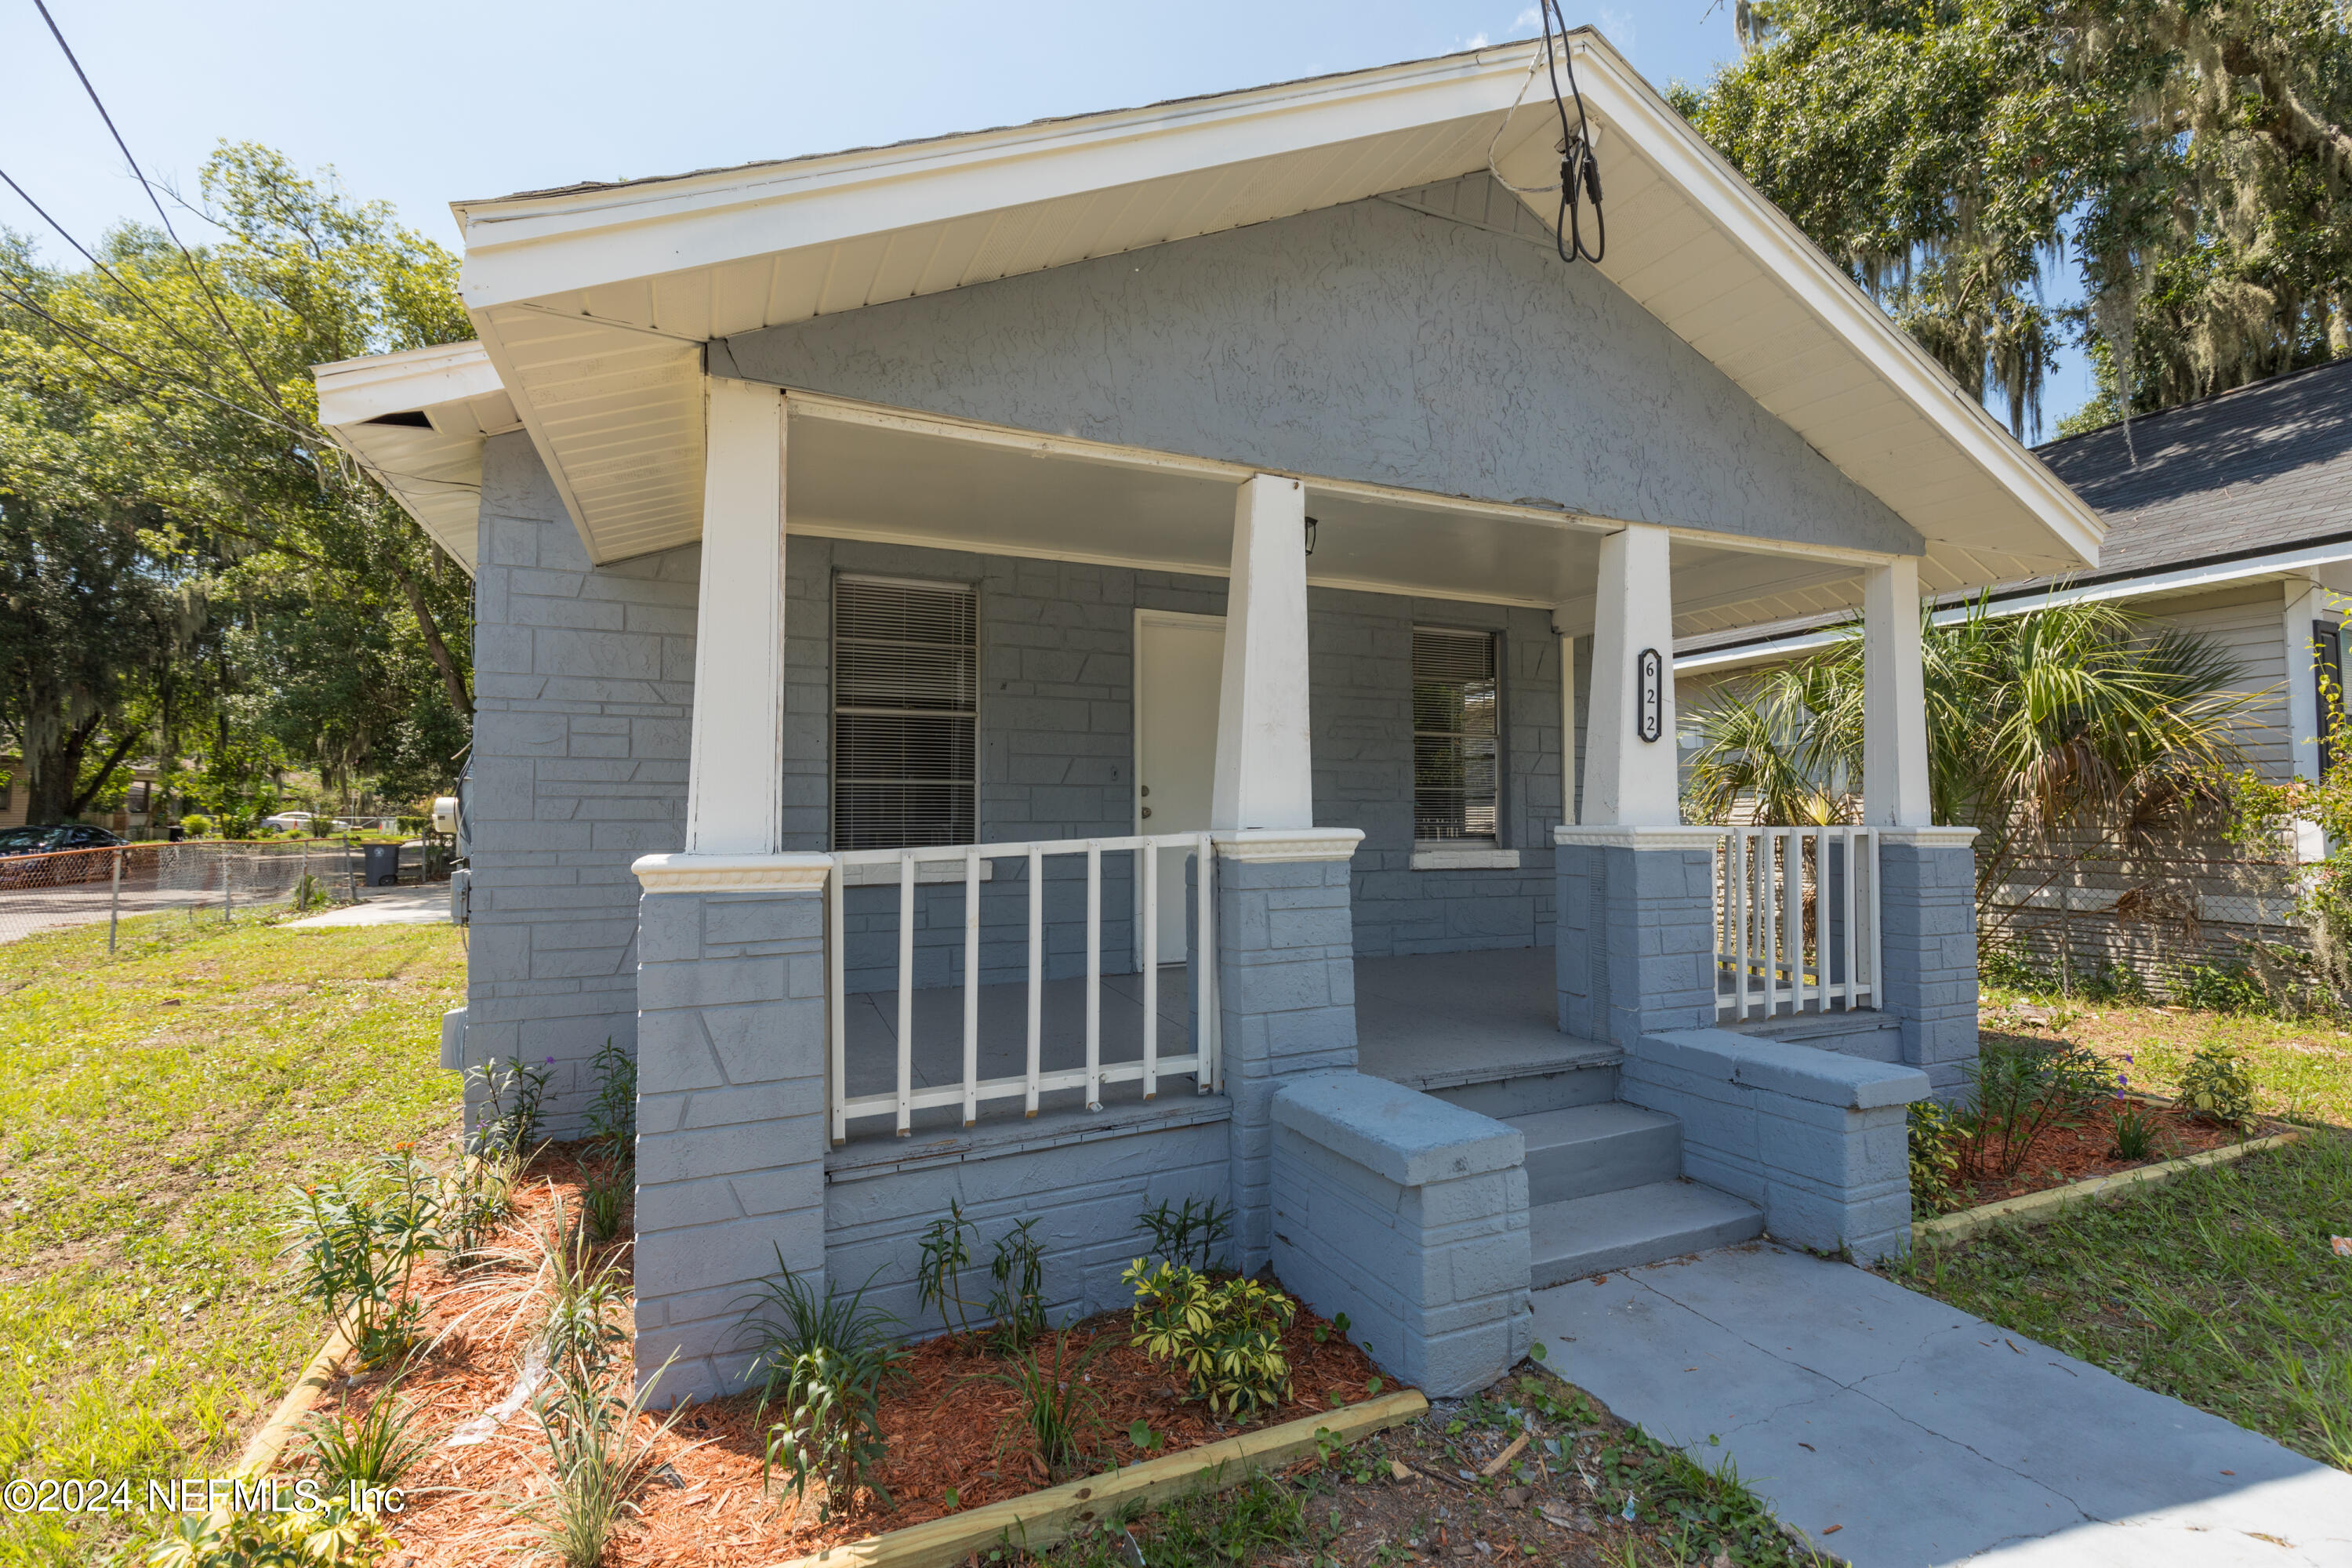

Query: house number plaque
[{"left": 1636, "top": 648, "right": 1664, "bottom": 742}]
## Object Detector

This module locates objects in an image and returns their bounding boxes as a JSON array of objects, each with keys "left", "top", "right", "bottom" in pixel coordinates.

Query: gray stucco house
[{"left": 317, "top": 31, "right": 2101, "bottom": 1403}]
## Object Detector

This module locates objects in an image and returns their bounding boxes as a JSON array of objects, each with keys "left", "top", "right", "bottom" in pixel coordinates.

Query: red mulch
[
  {"left": 1946, "top": 1098, "right": 2270, "bottom": 1207},
  {"left": 299, "top": 1146, "right": 1387, "bottom": 1568}
]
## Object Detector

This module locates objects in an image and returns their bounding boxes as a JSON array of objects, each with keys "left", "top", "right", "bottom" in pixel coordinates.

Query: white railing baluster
[
  {"left": 1864, "top": 828, "right": 1882, "bottom": 1006},
  {"left": 1142, "top": 842, "right": 1159, "bottom": 1101},
  {"left": 1025, "top": 845, "right": 1043, "bottom": 1117},
  {"left": 895, "top": 851, "right": 915, "bottom": 1136},
  {"left": 828, "top": 858, "right": 846, "bottom": 1145},
  {"left": 1085, "top": 841, "right": 1102, "bottom": 1112},
  {"left": 1731, "top": 833, "right": 1750, "bottom": 1019},
  {"left": 1805, "top": 829, "right": 1821, "bottom": 1014},
  {"left": 1759, "top": 831, "right": 1777, "bottom": 1017},
  {"left": 962, "top": 845, "right": 980, "bottom": 1127},
  {"left": 1712, "top": 822, "right": 1886, "bottom": 1022}
]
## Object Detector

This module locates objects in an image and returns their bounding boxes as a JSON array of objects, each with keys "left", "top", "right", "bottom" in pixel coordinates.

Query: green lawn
[
  {"left": 0, "top": 911, "right": 463, "bottom": 1566},
  {"left": 1898, "top": 986, "right": 2352, "bottom": 1472}
]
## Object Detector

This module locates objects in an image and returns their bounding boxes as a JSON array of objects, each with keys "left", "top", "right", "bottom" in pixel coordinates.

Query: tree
[
  {"left": 1682, "top": 597, "right": 2257, "bottom": 923},
  {"left": 0, "top": 146, "right": 475, "bottom": 818},
  {"left": 1676, "top": 0, "right": 2352, "bottom": 434}
]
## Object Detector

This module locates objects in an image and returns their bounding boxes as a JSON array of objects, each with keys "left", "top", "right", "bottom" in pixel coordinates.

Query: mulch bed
[
  {"left": 297, "top": 1144, "right": 1388, "bottom": 1567},
  {"left": 1942, "top": 1096, "right": 2274, "bottom": 1209}
]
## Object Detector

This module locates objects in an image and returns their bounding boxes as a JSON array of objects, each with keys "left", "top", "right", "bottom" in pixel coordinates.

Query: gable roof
[
  {"left": 2033, "top": 358, "right": 2352, "bottom": 580},
  {"left": 321, "top": 30, "right": 2100, "bottom": 618}
]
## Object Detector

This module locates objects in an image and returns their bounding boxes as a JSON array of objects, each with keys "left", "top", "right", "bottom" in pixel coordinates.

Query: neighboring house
[
  {"left": 0, "top": 754, "right": 162, "bottom": 833},
  {"left": 1682, "top": 358, "right": 2352, "bottom": 980},
  {"left": 315, "top": 32, "right": 2100, "bottom": 1405}
]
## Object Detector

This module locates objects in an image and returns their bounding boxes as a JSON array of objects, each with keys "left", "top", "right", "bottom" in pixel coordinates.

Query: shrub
[
  {"left": 1123, "top": 1261, "right": 1295, "bottom": 1417},
  {"left": 2179, "top": 1040, "right": 2261, "bottom": 1131},
  {"left": 1979, "top": 944, "right": 2048, "bottom": 995},
  {"left": 967, "top": 1327, "right": 1106, "bottom": 1480},
  {"left": 582, "top": 1039, "right": 636, "bottom": 1164},
  {"left": 987, "top": 1217, "right": 1047, "bottom": 1354},
  {"left": 577, "top": 1159, "right": 630, "bottom": 1247},
  {"left": 737, "top": 1253, "right": 907, "bottom": 1519},
  {"left": 133, "top": 1500, "right": 387, "bottom": 1566},
  {"left": 1955, "top": 1036, "right": 2114, "bottom": 1179},
  {"left": 916, "top": 1199, "right": 978, "bottom": 1337},
  {"left": 303, "top": 1379, "right": 430, "bottom": 1492},
  {"left": 1907, "top": 1101, "right": 1965, "bottom": 1217},
  {"left": 2168, "top": 960, "right": 2272, "bottom": 1014},
  {"left": 278, "top": 1145, "right": 444, "bottom": 1364},
  {"left": 179, "top": 814, "right": 212, "bottom": 838},
  {"left": 2110, "top": 1098, "right": 2166, "bottom": 1160},
  {"left": 525, "top": 1359, "right": 684, "bottom": 1568},
  {"left": 537, "top": 1196, "right": 629, "bottom": 1386},
  {"left": 466, "top": 1055, "right": 551, "bottom": 1160},
  {"left": 1134, "top": 1196, "right": 1232, "bottom": 1272}
]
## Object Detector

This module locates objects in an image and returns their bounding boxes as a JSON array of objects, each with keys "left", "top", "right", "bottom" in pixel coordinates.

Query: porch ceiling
[{"left": 787, "top": 399, "right": 1870, "bottom": 634}]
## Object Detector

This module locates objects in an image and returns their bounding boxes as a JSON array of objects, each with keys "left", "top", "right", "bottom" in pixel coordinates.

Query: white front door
[{"left": 1135, "top": 610, "right": 1225, "bottom": 963}]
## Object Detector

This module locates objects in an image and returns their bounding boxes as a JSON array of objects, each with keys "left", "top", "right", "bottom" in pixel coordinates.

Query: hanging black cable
[{"left": 1536, "top": 0, "right": 1606, "bottom": 264}]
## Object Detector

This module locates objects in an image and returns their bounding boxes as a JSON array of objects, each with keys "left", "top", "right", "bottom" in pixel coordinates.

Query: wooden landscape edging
[
  {"left": 232, "top": 1303, "right": 362, "bottom": 1478},
  {"left": 1913, "top": 1128, "right": 2303, "bottom": 1247},
  {"left": 779, "top": 1388, "right": 1430, "bottom": 1568}
]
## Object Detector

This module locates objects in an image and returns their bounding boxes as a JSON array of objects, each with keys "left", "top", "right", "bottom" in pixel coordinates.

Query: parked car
[
  {"left": 263, "top": 811, "right": 316, "bottom": 831},
  {"left": 0, "top": 825, "right": 128, "bottom": 886}
]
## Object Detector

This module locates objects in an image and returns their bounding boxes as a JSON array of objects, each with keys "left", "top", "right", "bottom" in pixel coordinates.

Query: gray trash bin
[{"left": 363, "top": 842, "right": 401, "bottom": 887}]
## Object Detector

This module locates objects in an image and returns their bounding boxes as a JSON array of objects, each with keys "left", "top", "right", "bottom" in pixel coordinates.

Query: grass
[
  {"left": 0, "top": 908, "right": 465, "bottom": 1565},
  {"left": 1977, "top": 981, "right": 2352, "bottom": 1127},
  {"left": 1904, "top": 978, "right": 2352, "bottom": 1472}
]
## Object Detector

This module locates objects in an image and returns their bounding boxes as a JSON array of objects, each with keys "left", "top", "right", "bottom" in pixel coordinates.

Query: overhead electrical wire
[{"left": 1486, "top": 5, "right": 1607, "bottom": 265}]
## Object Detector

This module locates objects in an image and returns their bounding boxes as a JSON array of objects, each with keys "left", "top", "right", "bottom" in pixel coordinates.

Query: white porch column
[
  {"left": 1211, "top": 474, "right": 1313, "bottom": 831},
  {"left": 1861, "top": 556, "right": 1931, "bottom": 827},
  {"left": 1583, "top": 523, "right": 1678, "bottom": 826},
  {"left": 2282, "top": 579, "right": 2325, "bottom": 786},
  {"left": 684, "top": 378, "right": 789, "bottom": 855}
]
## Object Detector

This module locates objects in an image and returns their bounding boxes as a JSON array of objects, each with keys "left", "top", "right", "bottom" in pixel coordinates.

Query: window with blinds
[
  {"left": 833, "top": 575, "right": 978, "bottom": 850},
  {"left": 1413, "top": 626, "right": 1501, "bottom": 844}
]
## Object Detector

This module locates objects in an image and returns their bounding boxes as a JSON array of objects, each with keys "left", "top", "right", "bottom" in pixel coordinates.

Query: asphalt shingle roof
[{"left": 2032, "top": 357, "right": 2352, "bottom": 579}]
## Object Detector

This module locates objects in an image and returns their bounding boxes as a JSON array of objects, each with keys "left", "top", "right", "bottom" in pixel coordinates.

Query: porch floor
[{"left": 838, "top": 943, "right": 1603, "bottom": 1136}]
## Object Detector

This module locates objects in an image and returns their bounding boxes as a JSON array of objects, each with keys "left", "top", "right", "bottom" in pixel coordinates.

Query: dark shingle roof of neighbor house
[{"left": 2031, "top": 355, "right": 2352, "bottom": 580}]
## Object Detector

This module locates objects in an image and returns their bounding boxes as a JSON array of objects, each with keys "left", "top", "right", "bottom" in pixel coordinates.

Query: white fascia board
[
  {"left": 1557, "top": 34, "right": 2106, "bottom": 573},
  {"left": 314, "top": 339, "right": 505, "bottom": 427},
  {"left": 1675, "top": 539, "right": 2352, "bottom": 675},
  {"left": 452, "top": 45, "right": 1549, "bottom": 310}
]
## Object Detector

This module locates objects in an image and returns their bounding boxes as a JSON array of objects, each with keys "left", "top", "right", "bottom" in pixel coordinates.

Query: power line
[
  {"left": 31, "top": 0, "right": 296, "bottom": 425},
  {"left": 0, "top": 162, "right": 243, "bottom": 372}
]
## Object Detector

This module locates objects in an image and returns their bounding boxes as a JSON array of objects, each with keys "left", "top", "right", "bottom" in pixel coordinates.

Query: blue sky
[{"left": 0, "top": 0, "right": 2094, "bottom": 431}]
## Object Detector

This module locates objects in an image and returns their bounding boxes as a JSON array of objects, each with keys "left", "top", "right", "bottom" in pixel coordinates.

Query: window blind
[
  {"left": 1413, "top": 626, "right": 1500, "bottom": 844},
  {"left": 833, "top": 576, "right": 978, "bottom": 850}
]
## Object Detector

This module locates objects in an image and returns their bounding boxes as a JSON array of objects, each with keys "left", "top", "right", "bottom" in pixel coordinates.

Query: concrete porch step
[
  {"left": 1527, "top": 1180, "right": 1765, "bottom": 1287},
  {"left": 1508, "top": 1103, "right": 1682, "bottom": 1206}
]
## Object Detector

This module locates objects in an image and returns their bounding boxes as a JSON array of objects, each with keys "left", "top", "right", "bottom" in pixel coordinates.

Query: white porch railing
[
  {"left": 1715, "top": 826, "right": 1881, "bottom": 1021},
  {"left": 827, "top": 832, "right": 1221, "bottom": 1140}
]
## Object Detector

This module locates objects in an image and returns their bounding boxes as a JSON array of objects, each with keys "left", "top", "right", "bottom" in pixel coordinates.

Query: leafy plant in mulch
[
  {"left": 1123, "top": 1261, "right": 1296, "bottom": 1417},
  {"left": 739, "top": 1254, "right": 910, "bottom": 1519},
  {"left": 130, "top": 1499, "right": 390, "bottom": 1566},
  {"left": 1908, "top": 1100, "right": 1965, "bottom": 1218},
  {"left": 1134, "top": 1196, "right": 1232, "bottom": 1272},
  {"left": 301, "top": 1367, "right": 430, "bottom": 1493},
  {"left": 964, "top": 1327, "right": 1111, "bottom": 1482},
  {"left": 918, "top": 1198, "right": 980, "bottom": 1336},
  {"left": 277, "top": 1143, "right": 445, "bottom": 1365},
  {"left": 1953, "top": 1036, "right": 2115, "bottom": 1179},
  {"left": 987, "top": 1218, "right": 1048, "bottom": 1354},
  {"left": 467, "top": 1053, "right": 551, "bottom": 1161},
  {"left": 2179, "top": 1040, "right": 2261, "bottom": 1131},
  {"left": 524, "top": 1359, "right": 687, "bottom": 1568}
]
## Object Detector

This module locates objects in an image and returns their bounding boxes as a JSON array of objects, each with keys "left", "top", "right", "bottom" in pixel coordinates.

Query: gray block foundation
[
  {"left": 1217, "top": 855, "right": 1361, "bottom": 1273},
  {"left": 633, "top": 888, "right": 829, "bottom": 1406},
  {"left": 1555, "top": 840, "right": 1718, "bottom": 1049},
  {"left": 1878, "top": 837, "right": 1981, "bottom": 1097},
  {"left": 1619, "top": 1027, "right": 1928, "bottom": 1263},
  {"left": 1270, "top": 1072, "right": 1533, "bottom": 1396}
]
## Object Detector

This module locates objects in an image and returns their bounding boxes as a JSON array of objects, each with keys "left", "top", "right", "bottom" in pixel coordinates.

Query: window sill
[
  {"left": 839, "top": 858, "right": 996, "bottom": 887},
  {"left": 1410, "top": 847, "right": 1520, "bottom": 871}
]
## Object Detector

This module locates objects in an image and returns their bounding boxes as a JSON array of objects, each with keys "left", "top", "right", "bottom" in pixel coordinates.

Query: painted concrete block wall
[
  {"left": 1620, "top": 1027, "right": 1928, "bottom": 1263},
  {"left": 1270, "top": 1073, "right": 1533, "bottom": 1396},
  {"left": 1316, "top": 593, "right": 1566, "bottom": 956},
  {"left": 465, "top": 432, "right": 698, "bottom": 1134},
  {"left": 1219, "top": 858, "right": 1361, "bottom": 1272},
  {"left": 720, "top": 183, "right": 1922, "bottom": 559},
  {"left": 1555, "top": 842, "right": 1717, "bottom": 1048},
  {"left": 825, "top": 1105, "right": 1232, "bottom": 1335},
  {"left": 634, "top": 889, "right": 829, "bottom": 1405},
  {"left": 1878, "top": 840, "right": 1981, "bottom": 1098}
]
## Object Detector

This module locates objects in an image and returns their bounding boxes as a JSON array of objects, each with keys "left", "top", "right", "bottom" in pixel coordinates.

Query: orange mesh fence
[{"left": 0, "top": 840, "right": 371, "bottom": 946}]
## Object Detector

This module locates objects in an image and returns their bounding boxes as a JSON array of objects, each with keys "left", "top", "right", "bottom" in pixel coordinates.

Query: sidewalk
[
  {"left": 284, "top": 884, "right": 452, "bottom": 929},
  {"left": 1530, "top": 1243, "right": 2352, "bottom": 1566}
]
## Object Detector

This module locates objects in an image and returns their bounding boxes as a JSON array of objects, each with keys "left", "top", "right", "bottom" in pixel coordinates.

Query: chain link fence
[
  {"left": 0, "top": 840, "right": 408, "bottom": 946},
  {"left": 1982, "top": 825, "right": 2314, "bottom": 996}
]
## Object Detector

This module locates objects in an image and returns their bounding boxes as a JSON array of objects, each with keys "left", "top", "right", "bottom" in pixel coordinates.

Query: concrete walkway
[
  {"left": 284, "top": 884, "right": 452, "bottom": 928},
  {"left": 1530, "top": 1243, "right": 2352, "bottom": 1566}
]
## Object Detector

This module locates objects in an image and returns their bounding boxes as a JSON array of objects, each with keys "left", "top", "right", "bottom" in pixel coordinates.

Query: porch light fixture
[
  {"left": 1636, "top": 648, "right": 1663, "bottom": 742},
  {"left": 1304, "top": 516, "right": 1318, "bottom": 555}
]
